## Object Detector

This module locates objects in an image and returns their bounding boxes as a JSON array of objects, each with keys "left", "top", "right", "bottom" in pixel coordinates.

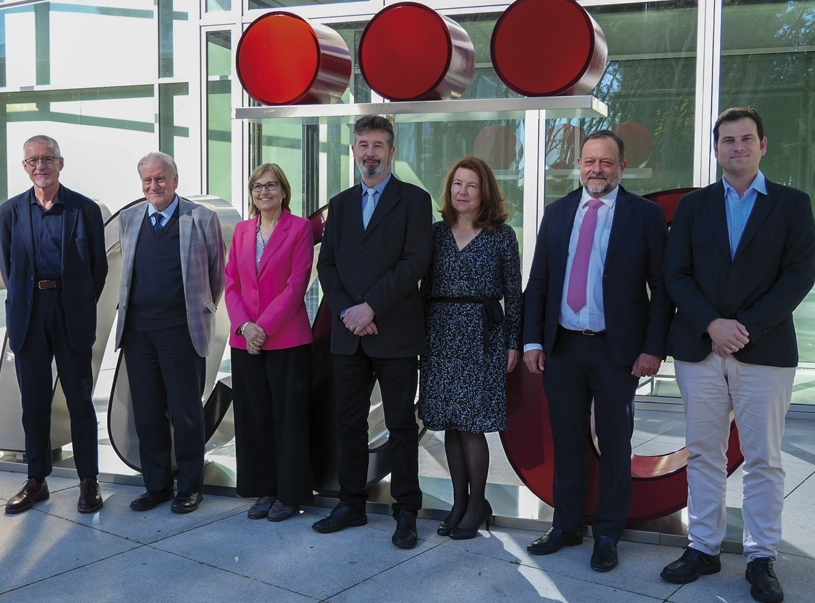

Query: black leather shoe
[
  {"left": 392, "top": 510, "right": 418, "bottom": 549},
  {"left": 312, "top": 502, "right": 367, "bottom": 534},
  {"left": 527, "top": 528, "right": 583, "bottom": 555},
  {"left": 5, "top": 478, "right": 49, "bottom": 514},
  {"left": 77, "top": 478, "right": 103, "bottom": 514},
  {"left": 449, "top": 501, "right": 493, "bottom": 540},
  {"left": 746, "top": 557, "right": 784, "bottom": 602},
  {"left": 437, "top": 513, "right": 455, "bottom": 537},
  {"left": 590, "top": 536, "right": 618, "bottom": 572},
  {"left": 661, "top": 547, "right": 722, "bottom": 584},
  {"left": 171, "top": 491, "right": 202, "bottom": 514},
  {"left": 130, "top": 489, "right": 174, "bottom": 512},
  {"left": 247, "top": 496, "right": 275, "bottom": 520}
]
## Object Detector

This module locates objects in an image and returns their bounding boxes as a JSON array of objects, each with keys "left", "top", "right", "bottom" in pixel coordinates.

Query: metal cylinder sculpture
[
  {"left": 491, "top": 0, "right": 608, "bottom": 96},
  {"left": 358, "top": 2, "right": 475, "bottom": 102},
  {"left": 236, "top": 12, "right": 352, "bottom": 105}
]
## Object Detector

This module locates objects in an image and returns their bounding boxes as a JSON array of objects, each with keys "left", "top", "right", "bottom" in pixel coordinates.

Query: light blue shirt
[
  {"left": 524, "top": 186, "right": 619, "bottom": 352},
  {"left": 147, "top": 195, "right": 179, "bottom": 228},
  {"left": 723, "top": 171, "right": 765, "bottom": 259},
  {"left": 360, "top": 172, "right": 392, "bottom": 217}
]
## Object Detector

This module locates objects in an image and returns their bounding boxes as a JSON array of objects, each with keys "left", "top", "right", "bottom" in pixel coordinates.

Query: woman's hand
[
  {"left": 506, "top": 349, "right": 519, "bottom": 373},
  {"left": 243, "top": 322, "right": 267, "bottom": 355}
]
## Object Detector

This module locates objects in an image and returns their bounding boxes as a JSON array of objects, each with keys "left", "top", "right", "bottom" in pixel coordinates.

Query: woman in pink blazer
[{"left": 224, "top": 163, "right": 314, "bottom": 522}]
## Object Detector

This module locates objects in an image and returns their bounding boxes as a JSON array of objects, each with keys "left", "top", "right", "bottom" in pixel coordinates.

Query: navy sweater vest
[{"left": 127, "top": 209, "right": 187, "bottom": 331}]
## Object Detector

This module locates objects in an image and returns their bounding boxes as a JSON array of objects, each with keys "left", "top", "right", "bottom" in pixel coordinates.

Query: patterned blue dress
[{"left": 418, "top": 221, "right": 522, "bottom": 433}]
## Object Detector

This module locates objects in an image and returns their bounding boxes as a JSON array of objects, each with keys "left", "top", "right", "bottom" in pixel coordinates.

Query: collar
[
  {"left": 147, "top": 195, "right": 179, "bottom": 219},
  {"left": 362, "top": 172, "right": 392, "bottom": 197},
  {"left": 722, "top": 170, "right": 767, "bottom": 198},
  {"left": 29, "top": 185, "right": 64, "bottom": 207},
  {"left": 580, "top": 184, "right": 619, "bottom": 208}
]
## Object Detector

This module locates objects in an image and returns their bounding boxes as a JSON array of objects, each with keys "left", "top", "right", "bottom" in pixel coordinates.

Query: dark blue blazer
[
  {"left": 0, "top": 185, "right": 108, "bottom": 353},
  {"left": 317, "top": 175, "right": 432, "bottom": 358},
  {"left": 522, "top": 186, "right": 673, "bottom": 366},
  {"left": 664, "top": 179, "right": 815, "bottom": 367}
]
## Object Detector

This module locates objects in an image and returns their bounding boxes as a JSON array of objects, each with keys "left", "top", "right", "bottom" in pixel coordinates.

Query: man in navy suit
[
  {"left": 315, "top": 115, "right": 432, "bottom": 549},
  {"left": 0, "top": 135, "right": 108, "bottom": 514},
  {"left": 660, "top": 108, "right": 815, "bottom": 603},
  {"left": 522, "top": 131, "right": 672, "bottom": 571}
]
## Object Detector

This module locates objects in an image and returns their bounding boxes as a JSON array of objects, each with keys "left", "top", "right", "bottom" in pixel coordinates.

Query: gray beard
[
  {"left": 582, "top": 175, "right": 620, "bottom": 196},
  {"left": 358, "top": 158, "right": 389, "bottom": 180}
]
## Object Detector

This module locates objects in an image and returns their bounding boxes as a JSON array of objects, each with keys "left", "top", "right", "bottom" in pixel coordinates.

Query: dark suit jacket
[
  {"left": 522, "top": 186, "right": 673, "bottom": 366},
  {"left": 0, "top": 185, "right": 107, "bottom": 353},
  {"left": 317, "top": 175, "right": 432, "bottom": 358},
  {"left": 664, "top": 179, "right": 815, "bottom": 367}
]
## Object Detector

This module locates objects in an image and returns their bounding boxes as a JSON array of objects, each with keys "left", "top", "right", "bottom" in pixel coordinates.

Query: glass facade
[{"left": 0, "top": 0, "right": 814, "bottom": 404}]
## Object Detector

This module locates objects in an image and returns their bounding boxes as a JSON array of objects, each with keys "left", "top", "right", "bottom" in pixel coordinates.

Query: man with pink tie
[{"left": 521, "top": 131, "right": 673, "bottom": 571}]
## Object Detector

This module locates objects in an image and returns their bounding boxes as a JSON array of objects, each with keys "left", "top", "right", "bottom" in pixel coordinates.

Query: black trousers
[
  {"left": 333, "top": 344, "right": 422, "bottom": 514},
  {"left": 122, "top": 324, "right": 206, "bottom": 494},
  {"left": 14, "top": 289, "right": 98, "bottom": 481},
  {"left": 231, "top": 344, "right": 313, "bottom": 505},
  {"left": 543, "top": 329, "right": 638, "bottom": 542}
]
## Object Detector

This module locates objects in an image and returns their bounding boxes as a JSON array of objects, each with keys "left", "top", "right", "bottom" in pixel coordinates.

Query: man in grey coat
[{"left": 116, "top": 152, "right": 225, "bottom": 514}]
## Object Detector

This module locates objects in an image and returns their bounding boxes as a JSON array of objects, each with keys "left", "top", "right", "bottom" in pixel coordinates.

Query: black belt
[
  {"left": 559, "top": 325, "right": 605, "bottom": 336},
  {"left": 37, "top": 279, "right": 62, "bottom": 290},
  {"left": 431, "top": 297, "right": 503, "bottom": 352}
]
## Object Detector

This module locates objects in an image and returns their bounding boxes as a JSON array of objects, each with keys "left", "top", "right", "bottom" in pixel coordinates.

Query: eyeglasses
[
  {"left": 24, "top": 156, "right": 59, "bottom": 167},
  {"left": 251, "top": 181, "right": 279, "bottom": 192}
]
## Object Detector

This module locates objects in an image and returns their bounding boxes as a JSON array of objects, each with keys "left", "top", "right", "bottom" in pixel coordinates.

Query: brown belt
[{"left": 37, "top": 279, "right": 62, "bottom": 290}]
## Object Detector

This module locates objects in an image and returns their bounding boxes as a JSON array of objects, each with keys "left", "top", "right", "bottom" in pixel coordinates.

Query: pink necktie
[{"left": 566, "top": 199, "right": 604, "bottom": 313}]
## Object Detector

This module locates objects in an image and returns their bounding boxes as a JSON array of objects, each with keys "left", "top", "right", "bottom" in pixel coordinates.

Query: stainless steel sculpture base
[{"left": 0, "top": 450, "right": 744, "bottom": 553}]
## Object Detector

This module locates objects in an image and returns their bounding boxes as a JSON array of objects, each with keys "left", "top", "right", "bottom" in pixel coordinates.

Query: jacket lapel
[
  {"left": 733, "top": 183, "right": 777, "bottom": 260},
  {"left": 15, "top": 190, "right": 36, "bottom": 268},
  {"left": 605, "top": 187, "right": 634, "bottom": 267},
  {"left": 122, "top": 202, "right": 148, "bottom": 282},
  {"left": 362, "top": 177, "right": 399, "bottom": 238},
  {"left": 61, "top": 187, "right": 78, "bottom": 273},
  {"left": 242, "top": 215, "right": 260, "bottom": 281},
  {"left": 258, "top": 210, "right": 292, "bottom": 275},
  {"left": 178, "top": 197, "right": 193, "bottom": 288},
  {"left": 552, "top": 190, "right": 581, "bottom": 292},
  {"left": 707, "top": 182, "right": 732, "bottom": 262},
  {"left": 346, "top": 184, "right": 365, "bottom": 237}
]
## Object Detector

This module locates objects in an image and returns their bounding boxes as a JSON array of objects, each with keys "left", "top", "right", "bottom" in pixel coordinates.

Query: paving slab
[
  {"left": 328, "top": 542, "right": 663, "bottom": 603},
  {"left": 441, "top": 526, "right": 680, "bottom": 601},
  {"left": 776, "top": 471, "right": 815, "bottom": 558},
  {"left": 665, "top": 550, "right": 815, "bottom": 603},
  {"left": 152, "top": 507, "right": 442, "bottom": 600},
  {"left": 38, "top": 481, "right": 252, "bottom": 544},
  {"left": 0, "top": 545, "right": 313, "bottom": 602},
  {"left": 0, "top": 508, "right": 137, "bottom": 594}
]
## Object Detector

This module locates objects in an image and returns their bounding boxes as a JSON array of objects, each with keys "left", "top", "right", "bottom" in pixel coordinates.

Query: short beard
[
  {"left": 357, "top": 157, "right": 390, "bottom": 180},
  {"left": 581, "top": 173, "right": 621, "bottom": 196}
]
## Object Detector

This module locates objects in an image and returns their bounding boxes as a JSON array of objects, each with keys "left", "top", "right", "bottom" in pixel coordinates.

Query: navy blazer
[
  {"left": 522, "top": 186, "right": 673, "bottom": 366},
  {"left": 317, "top": 175, "right": 432, "bottom": 358},
  {"left": 0, "top": 185, "right": 108, "bottom": 353},
  {"left": 664, "top": 179, "right": 815, "bottom": 367}
]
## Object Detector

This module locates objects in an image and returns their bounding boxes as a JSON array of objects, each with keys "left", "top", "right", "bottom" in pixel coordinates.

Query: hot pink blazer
[{"left": 224, "top": 210, "right": 314, "bottom": 350}]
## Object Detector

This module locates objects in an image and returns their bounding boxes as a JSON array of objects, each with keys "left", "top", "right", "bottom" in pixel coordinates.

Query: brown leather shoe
[
  {"left": 77, "top": 478, "right": 103, "bottom": 514},
  {"left": 5, "top": 478, "right": 49, "bottom": 514}
]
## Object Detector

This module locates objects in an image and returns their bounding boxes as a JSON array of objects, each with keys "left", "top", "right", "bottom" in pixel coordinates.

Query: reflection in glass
[{"left": 207, "top": 31, "right": 232, "bottom": 205}]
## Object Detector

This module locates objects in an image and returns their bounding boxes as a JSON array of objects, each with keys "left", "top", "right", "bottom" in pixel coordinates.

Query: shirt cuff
[{"left": 523, "top": 343, "right": 543, "bottom": 353}]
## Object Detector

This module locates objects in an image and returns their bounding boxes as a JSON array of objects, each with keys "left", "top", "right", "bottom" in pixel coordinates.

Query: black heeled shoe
[
  {"left": 449, "top": 501, "right": 493, "bottom": 540},
  {"left": 437, "top": 513, "right": 456, "bottom": 536}
]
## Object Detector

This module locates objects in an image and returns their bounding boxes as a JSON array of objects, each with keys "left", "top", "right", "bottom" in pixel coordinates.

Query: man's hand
[
  {"left": 353, "top": 321, "right": 379, "bottom": 337},
  {"left": 343, "top": 302, "right": 375, "bottom": 334},
  {"left": 707, "top": 318, "right": 749, "bottom": 355},
  {"left": 506, "top": 349, "right": 519, "bottom": 373},
  {"left": 523, "top": 349, "right": 546, "bottom": 374},
  {"left": 243, "top": 322, "right": 267, "bottom": 355},
  {"left": 632, "top": 353, "right": 662, "bottom": 377}
]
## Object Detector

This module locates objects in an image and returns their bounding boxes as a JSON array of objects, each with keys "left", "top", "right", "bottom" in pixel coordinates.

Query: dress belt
[
  {"left": 37, "top": 279, "right": 62, "bottom": 290},
  {"left": 431, "top": 297, "right": 503, "bottom": 352},
  {"left": 558, "top": 325, "right": 605, "bottom": 336}
]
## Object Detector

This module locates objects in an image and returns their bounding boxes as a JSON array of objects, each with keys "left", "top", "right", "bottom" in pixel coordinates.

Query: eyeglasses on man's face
[
  {"left": 251, "top": 181, "right": 280, "bottom": 192},
  {"left": 24, "top": 156, "right": 59, "bottom": 167}
]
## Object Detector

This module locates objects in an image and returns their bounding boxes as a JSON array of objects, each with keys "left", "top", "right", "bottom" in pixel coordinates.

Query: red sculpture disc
[
  {"left": 491, "top": 0, "right": 608, "bottom": 96},
  {"left": 358, "top": 3, "right": 475, "bottom": 101},
  {"left": 236, "top": 12, "right": 351, "bottom": 105}
]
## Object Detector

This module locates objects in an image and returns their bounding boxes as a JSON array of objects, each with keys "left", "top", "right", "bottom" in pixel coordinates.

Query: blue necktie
[
  {"left": 152, "top": 213, "right": 163, "bottom": 233},
  {"left": 363, "top": 188, "right": 376, "bottom": 229}
]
